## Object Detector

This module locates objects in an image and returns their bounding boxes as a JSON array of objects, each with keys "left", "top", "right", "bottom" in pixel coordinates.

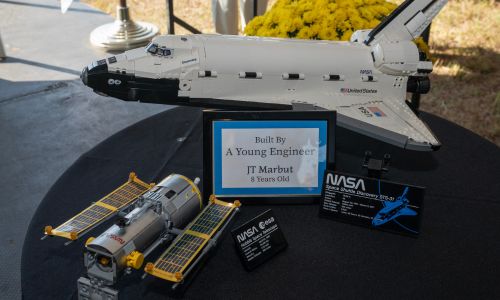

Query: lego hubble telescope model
[
  {"left": 43, "top": 173, "right": 240, "bottom": 299},
  {"left": 81, "top": 0, "right": 446, "bottom": 151}
]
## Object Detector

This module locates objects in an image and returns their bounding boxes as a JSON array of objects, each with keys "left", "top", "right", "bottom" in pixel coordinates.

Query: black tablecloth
[{"left": 22, "top": 107, "right": 500, "bottom": 299}]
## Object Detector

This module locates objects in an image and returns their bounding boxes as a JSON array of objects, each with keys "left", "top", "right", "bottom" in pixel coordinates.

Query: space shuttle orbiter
[{"left": 81, "top": 0, "right": 447, "bottom": 151}]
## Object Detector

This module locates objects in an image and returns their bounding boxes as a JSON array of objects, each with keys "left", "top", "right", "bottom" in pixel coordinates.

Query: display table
[{"left": 22, "top": 107, "right": 500, "bottom": 299}]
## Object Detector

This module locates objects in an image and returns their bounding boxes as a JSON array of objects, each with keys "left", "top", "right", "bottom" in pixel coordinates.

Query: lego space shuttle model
[
  {"left": 81, "top": 0, "right": 447, "bottom": 151},
  {"left": 43, "top": 173, "right": 240, "bottom": 298}
]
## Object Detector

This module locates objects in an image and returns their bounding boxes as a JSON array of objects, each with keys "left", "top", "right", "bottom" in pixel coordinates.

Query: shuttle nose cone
[{"left": 81, "top": 67, "right": 88, "bottom": 86}]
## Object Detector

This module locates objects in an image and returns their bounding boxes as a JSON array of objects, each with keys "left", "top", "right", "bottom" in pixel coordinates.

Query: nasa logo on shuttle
[
  {"left": 327, "top": 173, "right": 366, "bottom": 191},
  {"left": 107, "top": 79, "right": 122, "bottom": 86},
  {"left": 360, "top": 70, "right": 373, "bottom": 75}
]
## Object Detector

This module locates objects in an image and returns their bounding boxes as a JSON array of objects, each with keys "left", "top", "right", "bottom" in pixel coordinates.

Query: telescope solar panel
[
  {"left": 44, "top": 173, "right": 152, "bottom": 240},
  {"left": 146, "top": 197, "right": 238, "bottom": 283}
]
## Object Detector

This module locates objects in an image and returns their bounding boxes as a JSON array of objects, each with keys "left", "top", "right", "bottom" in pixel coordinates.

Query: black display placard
[
  {"left": 231, "top": 210, "right": 287, "bottom": 270},
  {"left": 319, "top": 170, "right": 424, "bottom": 236}
]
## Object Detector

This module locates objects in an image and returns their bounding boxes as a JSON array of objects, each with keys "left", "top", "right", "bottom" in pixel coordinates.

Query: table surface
[{"left": 22, "top": 107, "right": 500, "bottom": 299}]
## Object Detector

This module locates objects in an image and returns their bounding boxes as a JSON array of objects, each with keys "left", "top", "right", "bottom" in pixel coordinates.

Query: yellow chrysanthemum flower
[{"left": 244, "top": 0, "right": 426, "bottom": 51}]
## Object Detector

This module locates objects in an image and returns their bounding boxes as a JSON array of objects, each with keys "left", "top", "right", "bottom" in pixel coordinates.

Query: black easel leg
[
  {"left": 166, "top": 0, "right": 175, "bottom": 34},
  {"left": 410, "top": 24, "right": 432, "bottom": 113}
]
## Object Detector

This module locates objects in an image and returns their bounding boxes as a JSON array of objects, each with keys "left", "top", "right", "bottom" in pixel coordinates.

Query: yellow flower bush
[
  {"left": 245, "top": 0, "right": 397, "bottom": 41},
  {"left": 245, "top": 0, "right": 431, "bottom": 57}
]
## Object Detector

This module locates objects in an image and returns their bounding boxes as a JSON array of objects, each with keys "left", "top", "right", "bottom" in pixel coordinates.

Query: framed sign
[{"left": 203, "top": 110, "right": 335, "bottom": 203}]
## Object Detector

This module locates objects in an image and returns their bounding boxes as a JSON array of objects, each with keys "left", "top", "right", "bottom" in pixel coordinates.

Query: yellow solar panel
[
  {"left": 145, "top": 196, "right": 239, "bottom": 283},
  {"left": 44, "top": 172, "right": 153, "bottom": 240}
]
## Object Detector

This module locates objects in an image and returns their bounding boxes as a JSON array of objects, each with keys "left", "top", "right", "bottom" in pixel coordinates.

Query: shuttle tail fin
[{"left": 365, "top": 0, "right": 448, "bottom": 45}]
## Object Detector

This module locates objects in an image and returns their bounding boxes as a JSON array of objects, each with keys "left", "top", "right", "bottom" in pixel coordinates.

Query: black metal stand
[
  {"left": 165, "top": 0, "right": 201, "bottom": 34},
  {"left": 0, "top": 32, "right": 6, "bottom": 60},
  {"left": 362, "top": 151, "right": 391, "bottom": 179},
  {"left": 410, "top": 24, "right": 432, "bottom": 112},
  {"left": 165, "top": 0, "right": 262, "bottom": 34}
]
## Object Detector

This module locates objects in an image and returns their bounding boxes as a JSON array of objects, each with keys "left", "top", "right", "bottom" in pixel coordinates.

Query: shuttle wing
[
  {"left": 333, "top": 98, "right": 440, "bottom": 151},
  {"left": 401, "top": 207, "right": 418, "bottom": 216}
]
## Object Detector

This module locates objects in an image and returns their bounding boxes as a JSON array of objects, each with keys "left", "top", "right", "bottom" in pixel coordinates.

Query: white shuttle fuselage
[{"left": 81, "top": 0, "right": 447, "bottom": 151}]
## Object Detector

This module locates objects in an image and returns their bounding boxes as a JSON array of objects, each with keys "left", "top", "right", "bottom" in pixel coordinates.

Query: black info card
[
  {"left": 231, "top": 210, "right": 287, "bottom": 270},
  {"left": 319, "top": 170, "right": 424, "bottom": 236}
]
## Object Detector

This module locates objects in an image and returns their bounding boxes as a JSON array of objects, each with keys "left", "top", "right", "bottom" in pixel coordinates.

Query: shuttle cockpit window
[
  {"left": 160, "top": 48, "right": 171, "bottom": 56},
  {"left": 146, "top": 43, "right": 158, "bottom": 54},
  {"left": 146, "top": 43, "right": 172, "bottom": 57}
]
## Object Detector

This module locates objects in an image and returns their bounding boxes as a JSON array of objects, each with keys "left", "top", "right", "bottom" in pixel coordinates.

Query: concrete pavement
[{"left": 0, "top": 1, "right": 168, "bottom": 298}]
